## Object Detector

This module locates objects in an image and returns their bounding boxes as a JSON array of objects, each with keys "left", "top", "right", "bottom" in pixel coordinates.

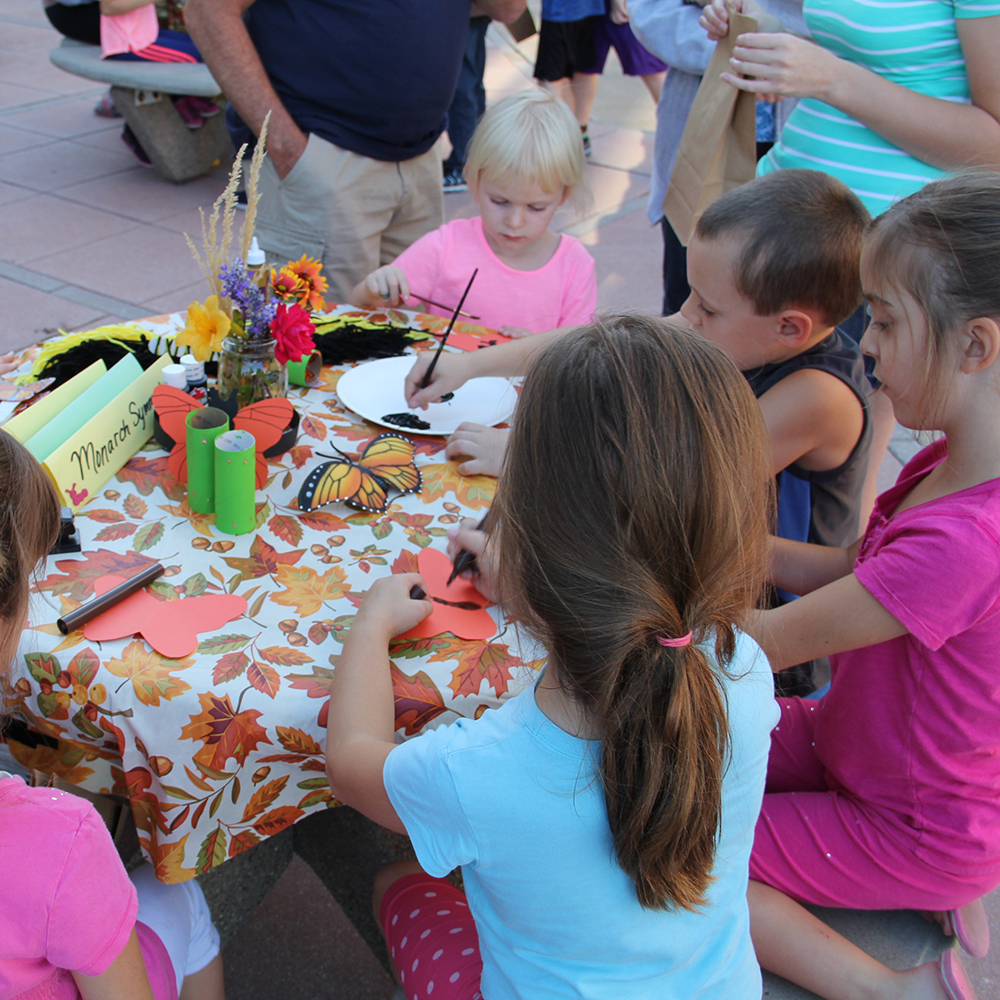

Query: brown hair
[
  {"left": 863, "top": 171, "right": 1000, "bottom": 397},
  {"left": 494, "top": 315, "right": 771, "bottom": 910},
  {"left": 0, "top": 431, "right": 60, "bottom": 678},
  {"left": 696, "top": 169, "right": 869, "bottom": 326}
]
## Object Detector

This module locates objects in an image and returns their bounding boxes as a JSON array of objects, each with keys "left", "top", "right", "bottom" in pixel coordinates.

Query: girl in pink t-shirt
[
  {"left": 0, "top": 432, "right": 224, "bottom": 1000},
  {"left": 747, "top": 174, "right": 1000, "bottom": 1000},
  {"left": 348, "top": 89, "right": 596, "bottom": 340}
]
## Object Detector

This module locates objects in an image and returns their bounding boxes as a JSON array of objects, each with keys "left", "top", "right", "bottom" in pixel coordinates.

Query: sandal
[
  {"left": 939, "top": 949, "right": 979, "bottom": 1000},
  {"left": 944, "top": 899, "right": 990, "bottom": 957}
]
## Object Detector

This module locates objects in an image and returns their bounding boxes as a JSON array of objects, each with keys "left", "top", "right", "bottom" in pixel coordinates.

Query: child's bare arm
[
  {"left": 769, "top": 535, "right": 860, "bottom": 596},
  {"left": 348, "top": 266, "right": 410, "bottom": 310},
  {"left": 326, "top": 575, "right": 431, "bottom": 833},
  {"left": 757, "top": 368, "right": 865, "bottom": 476},
  {"left": 72, "top": 929, "right": 155, "bottom": 1000},
  {"left": 747, "top": 572, "right": 907, "bottom": 671},
  {"left": 405, "top": 325, "right": 576, "bottom": 409}
]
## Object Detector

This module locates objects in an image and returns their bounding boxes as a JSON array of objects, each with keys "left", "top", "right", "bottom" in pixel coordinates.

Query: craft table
[{"left": 3, "top": 306, "right": 540, "bottom": 883}]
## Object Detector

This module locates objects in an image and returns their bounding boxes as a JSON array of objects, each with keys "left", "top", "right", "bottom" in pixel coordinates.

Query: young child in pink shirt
[
  {"left": 747, "top": 173, "right": 1000, "bottom": 1000},
  {"left": 0, "top": 432, "right": 224, "bottom": 1000},
  {"left": 349, "top": 90, "right": 596, "bottom": 339}
]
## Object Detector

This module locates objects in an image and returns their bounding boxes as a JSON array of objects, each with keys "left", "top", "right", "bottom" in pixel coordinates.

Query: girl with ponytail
[{"left": 326, "top": 315, "right": 779, "bottom": 999}]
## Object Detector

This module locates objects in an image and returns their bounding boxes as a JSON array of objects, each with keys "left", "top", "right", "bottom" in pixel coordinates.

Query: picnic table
[{"left": 4, "top": 305, "right": 541, "bottom": 883}]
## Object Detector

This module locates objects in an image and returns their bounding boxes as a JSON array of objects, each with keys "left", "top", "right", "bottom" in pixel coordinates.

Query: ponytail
[{"left": 495, "top": 317, "right": 770, "bottom": 909}]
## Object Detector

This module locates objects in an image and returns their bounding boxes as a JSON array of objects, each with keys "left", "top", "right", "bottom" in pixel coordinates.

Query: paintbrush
[
  {"left": 418, "top": 268, "right": 479, "bottom": 392},
  {"left": 381, "top": 291, "right": 480, "bottom": 321},
  {"left": 447, "top": 508, "right": 493, "bottom": 586},
  {"left": 57, "top": 562, "right": 164, "bottom": 634}
]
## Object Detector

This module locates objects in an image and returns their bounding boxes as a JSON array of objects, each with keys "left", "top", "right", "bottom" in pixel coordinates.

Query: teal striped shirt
[{"left": 758, "top": 0, "right": 1000, "bottom": 216}]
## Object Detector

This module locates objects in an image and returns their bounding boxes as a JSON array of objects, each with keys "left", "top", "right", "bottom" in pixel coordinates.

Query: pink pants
[
  {"left": 379, "top": 873, "right": 483, "bottom": 1000},
  {"left": 750, "top": 698, "right": 998, "bottom": 910}
]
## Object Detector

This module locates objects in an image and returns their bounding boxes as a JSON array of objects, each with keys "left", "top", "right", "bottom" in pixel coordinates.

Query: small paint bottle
[
  {"left": 180, "top": 354, "right": 209, "bottom": 403},
  {"left": 247, "top": 235, "right": 268, "bottom": 291},
  {"left": 161, "top": 364, "right": 188, "bottom": 390}
]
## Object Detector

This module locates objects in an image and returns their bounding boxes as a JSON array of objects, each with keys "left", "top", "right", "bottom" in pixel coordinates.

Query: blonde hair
[{"left": 464, "top": 90, "right": 591, "bottom": 215}]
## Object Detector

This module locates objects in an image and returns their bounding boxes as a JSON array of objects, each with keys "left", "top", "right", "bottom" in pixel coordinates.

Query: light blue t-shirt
[{"left": 384, "top": 632, "right": 779, "bottom": 999}]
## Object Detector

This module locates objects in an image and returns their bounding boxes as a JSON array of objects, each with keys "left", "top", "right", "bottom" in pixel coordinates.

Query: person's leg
[
  {"left": 660, "top": 218, "right": 690, "bottom": 315},
  {"left": 375, "top": 862, "right": 483, "bottom": 1000},
  {"left": 381, "top": 140, "right": 445, "bottom": 266},
  {"left": 640, "top": 71, "right": 666, "bottom": 103},
  {"left": 443, "top": 17, "right": 490, "bottom": 178},
  {"left": 748, "top": 880, "right": 957, "bottom": 1000},
  {"left": 256, "top": 134, "right": 399, "bottom": 301},
  {"left": 569, "top": 73, "right": 600, "bottom": 128},
  {"left": 44, "top": 1, "right": 101, "bottom": 44}
]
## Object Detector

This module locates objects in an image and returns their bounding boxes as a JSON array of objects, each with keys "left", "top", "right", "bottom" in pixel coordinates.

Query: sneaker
[
  {"left": 94, "top": 91, "right": 121, "bottom": 119},
  {"left": 121, "top": 124, "right": 152, "bottom": 166},
  {"left": 582, "top": 131, "right": 592, "bottom": 158},
  {"left": 185, "top": 96, "right": 222, "bottom": 118},
  {"left": 443, "top": 170, "right": 468, "bottom": 194},
  {"left": 174, "top": 96, "right": 204, "bottom": 130}
]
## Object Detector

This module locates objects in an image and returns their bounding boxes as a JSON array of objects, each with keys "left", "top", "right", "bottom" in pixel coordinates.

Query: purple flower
[{"left": 220, "top": 260, "right": 279, "bottom": 340}]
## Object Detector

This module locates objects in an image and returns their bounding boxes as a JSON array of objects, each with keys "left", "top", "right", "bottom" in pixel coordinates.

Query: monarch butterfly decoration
[
  {"left": 298, "top": 434, "right": 421, "bottom": 513},
  {"left": 152, "top": 385, "right": 294, "bottom": 489}
]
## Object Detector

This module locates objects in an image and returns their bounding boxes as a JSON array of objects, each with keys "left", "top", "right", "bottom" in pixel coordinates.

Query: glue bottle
[
  {"left": 247, "top": 236, "right": 269, "bottom": 291},
  {"left": 179, "top": 354, "right": 209, "bottom": 403},
  {"left": 161, "top": 364, "right": 188, "bottom": 390}
]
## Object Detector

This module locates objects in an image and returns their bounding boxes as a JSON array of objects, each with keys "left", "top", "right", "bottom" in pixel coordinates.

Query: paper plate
[{"left": 336, "top": 355, "right": 517, "bottom": 436}]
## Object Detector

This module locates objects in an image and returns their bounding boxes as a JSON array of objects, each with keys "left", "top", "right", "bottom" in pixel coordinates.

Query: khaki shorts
[{"left": 256, "top": 132, "right": 444, "bottom": 302}]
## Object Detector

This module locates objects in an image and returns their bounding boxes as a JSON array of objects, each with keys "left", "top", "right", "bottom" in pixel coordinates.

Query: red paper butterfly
[
  {"left": 82, "top": 574, "right": 247, "bottom": 658},
  {"left": 152, "top": 386, "right": 293, "bottom": 489},
  {"left": 396, "top": 547, "right": 494, "bottom": 641}
]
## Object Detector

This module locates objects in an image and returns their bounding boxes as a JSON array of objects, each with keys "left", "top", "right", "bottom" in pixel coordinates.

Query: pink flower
[{"left": 271, "top": 303, "right": 315, "bottom": 366}]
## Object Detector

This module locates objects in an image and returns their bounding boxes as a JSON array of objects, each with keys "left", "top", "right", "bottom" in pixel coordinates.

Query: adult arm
[
  {"left": 704, "top": 2, "right": 1000, "bottom": 171},
  {"left": 71, "top": 930, "right": 155, "bottom": 1000},
  {"left": 99, "top": 0, "right": 154, "bottom": 16},
  {"left": 184, "top": 0, "right": 307, "bottom": 179},
  {"left": 325, "top": 575, "right": 432, "bottom": 833},
  {"left": 747, "top": 572, "right": 907, "bottom": 670},
  {"left": 472, "top": 0, "right": 526, "bottom": 22}
]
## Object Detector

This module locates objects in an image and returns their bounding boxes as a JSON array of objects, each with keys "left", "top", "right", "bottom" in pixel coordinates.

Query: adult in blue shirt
[{"left": 186, "top": 0, "right": 524, "bottom": 300}]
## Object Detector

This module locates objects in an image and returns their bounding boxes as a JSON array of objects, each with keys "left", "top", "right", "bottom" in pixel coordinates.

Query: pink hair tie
[{"left": 657, "top": 632, "right": 693, "bottom": 648}]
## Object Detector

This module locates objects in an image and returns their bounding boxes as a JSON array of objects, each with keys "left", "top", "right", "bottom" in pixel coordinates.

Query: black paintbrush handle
[
  {"left": 446, "top": 508, "right": 492, "bottom": 586},
  {"left": 419, "top": 267, "right": 478, "bottom": 390}
]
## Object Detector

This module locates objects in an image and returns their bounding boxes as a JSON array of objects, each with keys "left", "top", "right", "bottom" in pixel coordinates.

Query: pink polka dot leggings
[{"left": 379, "top": 873, "right": 484, "bottom": 1000}]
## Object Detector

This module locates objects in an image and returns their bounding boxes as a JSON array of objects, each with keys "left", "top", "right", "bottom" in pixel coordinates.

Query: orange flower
[
  {"left": 271, "top": 267, "right": 302, "bottom": 300},
  {"left": 175, "top": 295, "right": 231, "bottom": 362},
  {"left": 286, "top": 255, "right": 329, "bottom": 312}
]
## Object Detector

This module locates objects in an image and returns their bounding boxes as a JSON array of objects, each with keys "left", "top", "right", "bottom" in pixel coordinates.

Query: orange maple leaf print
[
  {"left": 428, "top": 639, "right": 519, "bottom": 698},
  {"left": 138, "top": 832, "right": 197, "bottom": 883},
  {"left": 104, "top": 640, "right": 194, "bottom": 706},
  {"left": 271, "top": 564, "right": 350, "bottom": 616},
  {"left": 181, "top": 691, "right": 272, "bottom": 772},
  {"left": 417, "top": 463, "right": 495, "bottom": 510}
]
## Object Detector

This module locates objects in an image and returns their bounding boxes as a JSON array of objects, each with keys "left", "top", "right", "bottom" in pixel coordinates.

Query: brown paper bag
[{"left": 663, "top": 7, "right": 758, "bottom": 246}]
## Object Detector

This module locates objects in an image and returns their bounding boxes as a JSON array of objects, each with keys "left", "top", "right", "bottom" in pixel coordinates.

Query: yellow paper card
[
  {"left": 3, "top": 360, "right": 106, "bottom": 444},
  {"left": 42, "top": 355, "right": 170, "bottom": 509}
]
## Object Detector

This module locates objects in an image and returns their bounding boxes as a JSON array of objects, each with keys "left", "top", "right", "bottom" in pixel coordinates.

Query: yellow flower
[{"left": 176, "top": 295, "right": 231, "bottom": 361}]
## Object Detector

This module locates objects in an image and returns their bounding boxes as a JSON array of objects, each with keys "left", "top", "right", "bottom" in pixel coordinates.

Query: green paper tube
[
  {"left": 286, "top": 350, "right": 323, "bottom": 387},
  {"left": 214, "top": 429, "right": 256, "bottom": 535},
  {"left": 186, "top": 407, "right": 229, "bottom": 513}
]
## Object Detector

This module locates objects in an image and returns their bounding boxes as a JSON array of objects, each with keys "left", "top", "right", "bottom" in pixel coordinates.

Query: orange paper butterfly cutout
[
  {"left": 396, "top": 547, "right": 495, "bottom": 641},
  {"left": 82, "top": 574, "right": 247, "bottom": 658},
  {"left": 152, "top": 385, "right": 293, "bottom": 489}
]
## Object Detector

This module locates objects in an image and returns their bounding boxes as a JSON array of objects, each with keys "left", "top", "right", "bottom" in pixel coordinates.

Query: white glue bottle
[{"left": 247, "top": 236, "right": 268, "bottom": 290}]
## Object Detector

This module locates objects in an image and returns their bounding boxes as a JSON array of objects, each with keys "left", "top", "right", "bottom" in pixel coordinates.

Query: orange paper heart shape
[
  {"left": 83, "top": 574, "right": 247, "bottom": 658},
  {"left": 396, "top": 547, "right": 495, "bottom": 641}
]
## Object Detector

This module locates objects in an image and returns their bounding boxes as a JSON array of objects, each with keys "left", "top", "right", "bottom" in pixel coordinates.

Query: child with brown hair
[
  {"left": 327, "top": 315, "right": 779, "bottom": 999},
  {"left": 746, "top": 172, "right": 1000, "bottom": 1000},
  {"left": 0, "top": 431, "right": 224, "bottom": 1000}
]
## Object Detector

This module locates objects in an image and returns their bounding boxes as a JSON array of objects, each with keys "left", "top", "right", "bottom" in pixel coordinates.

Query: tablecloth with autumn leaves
[{"left": 3, "top": 307, "right": 542, "bottom": 882}]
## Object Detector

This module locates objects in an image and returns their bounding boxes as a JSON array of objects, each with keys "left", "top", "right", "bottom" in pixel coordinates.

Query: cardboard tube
[
  {"left": 214, "top": 429, "right": 256, "bottom": 535},
  {"left": 286, "top": 350, "right": 322, "bottom": 387},
  {"left": 57, "top": 562, "right": 164, "bottom": 634},
  {"left": 186, "top": 407, "right": 229, "bottom": 513}
]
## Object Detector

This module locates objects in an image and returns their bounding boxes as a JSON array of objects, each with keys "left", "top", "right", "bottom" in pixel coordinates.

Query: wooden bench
[{"left": 49, "top": 38, "right": 233, "bottom": 183}]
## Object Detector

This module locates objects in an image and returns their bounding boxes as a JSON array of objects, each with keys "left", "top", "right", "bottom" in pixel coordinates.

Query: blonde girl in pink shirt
[
  {"left": 747, "top": 173, "right": 1000, "bottom": 1000},
  {"left": 348, "top": 89, "right": 596, "bottom": 341}
]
